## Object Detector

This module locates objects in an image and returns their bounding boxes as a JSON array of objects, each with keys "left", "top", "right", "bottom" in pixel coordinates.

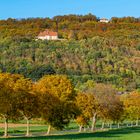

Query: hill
[{"left": 0, "top": 14, "right": 140, "bottom": 91}]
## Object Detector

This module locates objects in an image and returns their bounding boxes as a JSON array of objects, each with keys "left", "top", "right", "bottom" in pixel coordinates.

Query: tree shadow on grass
[{"left": 1, "top": 127, "right": 140, "bottom": 140}]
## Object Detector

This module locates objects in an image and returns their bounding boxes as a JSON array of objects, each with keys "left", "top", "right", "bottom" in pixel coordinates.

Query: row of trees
[
  {"left": 0, "top": 73, "right": 76, "bottom": 136},
  {"left": 0, "top": 73, "right": 140, "bottom": 137}
]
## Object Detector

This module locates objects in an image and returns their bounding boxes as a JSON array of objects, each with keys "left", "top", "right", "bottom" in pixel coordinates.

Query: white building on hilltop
[
  {"left": 37, "top": 29, "right": 58, "bottom": 40},
  {"left": 100, "top": 18, "right": 109, "bottom": 23}
]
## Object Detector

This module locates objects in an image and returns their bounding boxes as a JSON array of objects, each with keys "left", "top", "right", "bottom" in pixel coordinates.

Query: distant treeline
[{"left": 0, "top": 14, "right": 140, "bottom": 40}]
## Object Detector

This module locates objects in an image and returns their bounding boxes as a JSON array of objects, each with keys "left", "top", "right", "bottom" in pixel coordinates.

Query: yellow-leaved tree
[
  {"left": 75, "top": 92, "right": 98, "bottom": 132},
  {"left": 0, "top": 73, "right": 22, "bottom": 137},
  {"left": 13, "top": 76, "right": 38, "bottom": 136},
  {"left": 35, "top": 75, "right": 77, "bottom": 135},
  {"left": 122, "top": 91, "right": 140, "bottom": 126}
]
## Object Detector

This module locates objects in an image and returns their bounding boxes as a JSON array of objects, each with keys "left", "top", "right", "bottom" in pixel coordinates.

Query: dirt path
[{"left": 0, "top": 123, "right": 42, "bottom": 128}]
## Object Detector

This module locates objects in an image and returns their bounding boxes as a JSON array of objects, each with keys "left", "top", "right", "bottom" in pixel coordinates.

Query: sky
[{"left": 0, "top": 0, "right": 139, "bottom": 19}]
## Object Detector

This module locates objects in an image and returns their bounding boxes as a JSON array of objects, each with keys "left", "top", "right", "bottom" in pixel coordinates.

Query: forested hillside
[{"left": 0, "top": 14, "right": 140, "bottom": 92}]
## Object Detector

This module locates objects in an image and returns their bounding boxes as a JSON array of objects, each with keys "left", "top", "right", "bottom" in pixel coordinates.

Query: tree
[
  {"left": 76, "top": 92, "right": 99, "bottom": 131},
  {"left": 36, "top": 92, "right": 60, "bottom": 135},
  {"left": 35, "top": 75, "right": 76, "bottom": 134},
  {"left": 122, "top": 91, "right": 140, "bottom": 126},
  {"left": 0, "top": 73, "right": 20, "bottom": 137},
  {"left": 76, "top": 115, "right": 89, "bottom": 132},
  {"left": 13, "top": 77, "right": 38, "bottom": 136},
  {"left": 87, "top": 83, "right": 124, "bottom": 130},
  {"left": 105, "top": 96, "right": 124, "bottom": 129}
]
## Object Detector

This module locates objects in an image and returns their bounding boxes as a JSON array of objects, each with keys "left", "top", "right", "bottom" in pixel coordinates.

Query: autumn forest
[{"left": 0, "top": 14, "right": 140, "bottom": 137}]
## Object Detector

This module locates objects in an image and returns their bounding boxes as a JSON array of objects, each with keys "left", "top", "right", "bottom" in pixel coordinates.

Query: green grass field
[
  {"left": 0, "top": 126, "right": 140, "bottom": 140},
  {"left": 0, "top": 120, "right": 139, "bottom": 140}
]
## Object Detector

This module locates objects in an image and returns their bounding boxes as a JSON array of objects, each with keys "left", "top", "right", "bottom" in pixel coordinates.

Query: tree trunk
[
  {"left": 79, "top": 125, "right": 82, "bottom": 132},
  {"left": 117, "top": 123, "right": 120, "bottom": 128},
  {"left": 101, "top": 122, "right": 105, "bottom": 130},
  {"left": 26, "top": 118, "right": 30, "bottom": 136},
  {"left": 107, "top": 123, "right": 110, "bottom": 127},
  {"left": 47, "top": 125, "right": 51, "bottom": 135},
  {"left": 110, "top": 123, "right": 112, "bottom": 129},
  {"left": 84, "top": 127, "right": 86, "bottom": 132},
  {"left": 4, "top": 118, "right": 8, "bottom": 137},
  {"left": 91, "top": 113, "right": 97, "bottom": 131},
  {"left": 136, "top": 118, "right": 139, "bottom": 126},
  {"left": 131, "top": 121, "right": 133, "bottom": 127}
]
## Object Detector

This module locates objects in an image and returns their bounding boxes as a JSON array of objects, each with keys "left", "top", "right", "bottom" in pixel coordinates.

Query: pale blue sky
[{"left": 0, "top": 0, "right": 139, "bottom": 19}]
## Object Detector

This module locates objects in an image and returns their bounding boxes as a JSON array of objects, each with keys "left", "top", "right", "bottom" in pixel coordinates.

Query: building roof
[
  {"left": 38, "top": 29, "right": 58, "bottom": 37},
  {"left": 100, "top": 18, "right": 109, "bottom": 21}
]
